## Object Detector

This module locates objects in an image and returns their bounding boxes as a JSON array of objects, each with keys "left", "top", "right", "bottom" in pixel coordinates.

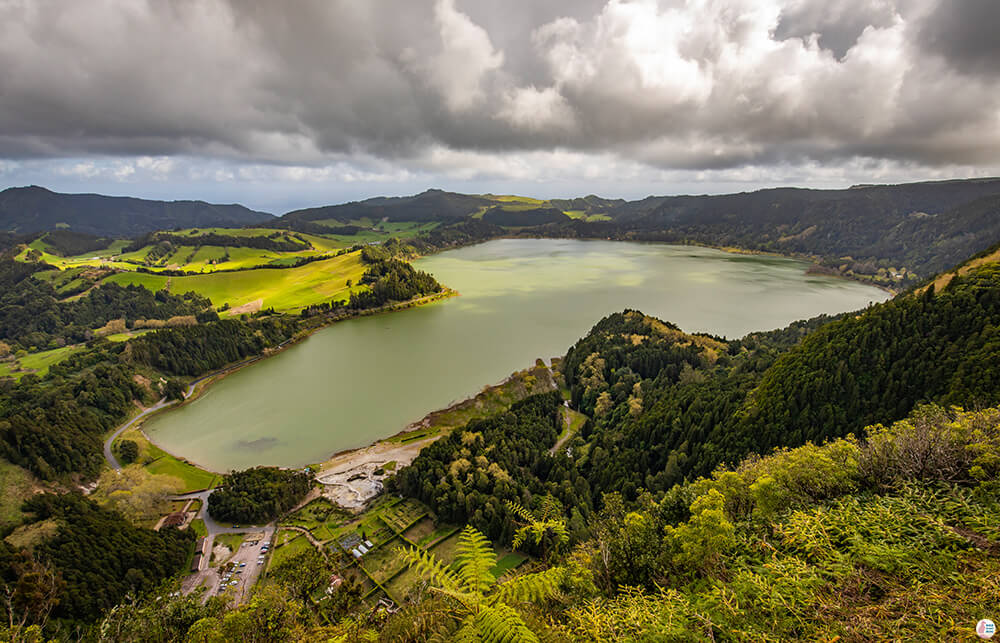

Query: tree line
[{"left": 207, "top": 467, "right": 312, "bottom": 525}]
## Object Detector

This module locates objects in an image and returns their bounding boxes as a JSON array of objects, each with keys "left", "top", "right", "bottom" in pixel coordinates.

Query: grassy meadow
[
  {"left": 0, "top": 344, "right": 86, "bottom": 380},
  {"left": 104, "top": 250, "right": 368, "bottom": 314},
  {"left": 117, "top": 427, "right": 220, "bottom": 492}
]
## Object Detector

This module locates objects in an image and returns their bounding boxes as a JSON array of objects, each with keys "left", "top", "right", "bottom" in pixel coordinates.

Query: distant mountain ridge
[
  {"left": 0, "top": 185, "right": 273, "bottom": 237},
  {"left": 4, "top": 178, "right": 1000, "bottom": 284},
  {"left": 282, "top": 188, "right": 491, "bottom": 224}
]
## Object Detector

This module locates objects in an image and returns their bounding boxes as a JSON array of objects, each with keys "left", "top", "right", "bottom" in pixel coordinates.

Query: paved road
[
  {"left": 171, "top": 489, "right": 274, "bottom": 537},
  {"left": 174, "top": 488, "right": 277, "bottom": 605},
  {"left": 103, "top": 397, "right": 171, "bottom": 470},
  {"left": 102, "top": 365, "right": 246, "bottom": 472}
]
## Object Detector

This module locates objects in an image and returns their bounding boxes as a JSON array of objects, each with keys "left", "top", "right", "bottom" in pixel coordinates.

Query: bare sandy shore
[{"left": 315, "top": 436, "right": 439, "bottom": 510}]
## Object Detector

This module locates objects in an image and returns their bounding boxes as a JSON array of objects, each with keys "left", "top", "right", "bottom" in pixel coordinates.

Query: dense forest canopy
[
  {"left": 124, "top": 231, "right": 311, "bottom": 254},
  {"left": 0, "top": 317, "right": 295, "bottom": 480},
  {"left": 1, "top": 493, "right": 194, "bottom": 627},
  {"left": 207, "top": 467, "right": 312, "bottom": 524}
]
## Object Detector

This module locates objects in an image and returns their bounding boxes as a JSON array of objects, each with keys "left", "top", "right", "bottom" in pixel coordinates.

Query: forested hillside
[
  {"left": 0, "top": 316, "right": 296, "bottom": 479},
  {"left": 0, "top": 186, "right": 272, "bottom": 237},
  {"left": 566, "top": 252, "right": 1000, "bottom": 497},
  {"left": 0, "top": 259, "right": 215, "bottom": 350},
  {"left": 288, "top": 177, "right": 1000, "bottom": 287},
  {"left": 1, "top": 182, "right": 1000, "bottom": 639}
]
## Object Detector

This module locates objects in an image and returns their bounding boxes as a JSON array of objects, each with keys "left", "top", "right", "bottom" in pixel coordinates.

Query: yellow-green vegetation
[
  {"left": 15, "top": 238, "right": 125, "bottom": 269},
  {"left": 105, "top": 250, "right": 367, "bottom": 313},
  {"left": 117, "top": 427, "right": 220, "bottom": 492},
  {"left": 397, "top": 525, "right": 563, "bottom": 640},
  {"left": 385, "top": 361, "right": 557, "bottom": 444},
  {"left": 214, "top": 533, "right": 245, "bottom": 554},
  {"left": 280, "top": 497, "right": 351, "bottom": 542},
  {"left": 0, "top": 344, "right": 85, "bottom": 380},
  {"left": 269, "top": 533, "right": 312, "bottom": 568},
  {"left": 90, "top": 465, "right": 183, "bottom": 522},
  {"left": 275, "top": 528, "right": 301, "bottom": 547},
  {"left": 563, "top": 209, "right": 612, "bottom": 222},
  {"left": 553, "top": 407, "right": 588, "bottom": 448},
  {"left": 0, "top": 459, "right": 40, "bottom": 529},
  {"left": 556, "top": 404, "right": 1000, "bottom": 641},
  {"left": 189, "top": 519, "right": 207, "bottom": 538},
  {"left": 103, "top": 329, "right": 154, "bottom": 342},
  {"left": 4, "top": 518, "right": 60, "bottom": 551}
]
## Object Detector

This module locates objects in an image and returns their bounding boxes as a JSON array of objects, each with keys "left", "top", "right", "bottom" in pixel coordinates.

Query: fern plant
[
  {"left": 505, "top": 497, "right": 570, "bottom": 562},
  {"left": 399, "top": 526, "right": 563, "bottom": 642}
]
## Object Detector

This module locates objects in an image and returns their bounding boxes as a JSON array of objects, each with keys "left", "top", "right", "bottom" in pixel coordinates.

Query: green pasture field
[
  {"left": 117, "top": 427, "right": 220, "bottom": 492},
  {"left": 0, "top": 344, "right": 85, "bottom": 380},
  {"left": 103, "top": 329, "right": 154, "bottom": 343},
  {"left": 270, "top": 533, "right": 312, "bottom": 568},
  {"left": 104, "top": 250, "right": 368, "bottom": 313}
]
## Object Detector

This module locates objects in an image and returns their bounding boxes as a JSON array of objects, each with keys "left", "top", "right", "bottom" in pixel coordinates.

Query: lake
[{"left": 143, "top": 239, "right": 890, "bottom": 471}]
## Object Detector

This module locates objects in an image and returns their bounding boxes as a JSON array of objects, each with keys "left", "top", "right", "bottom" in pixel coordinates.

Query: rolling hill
[{"left": 0, "top": 185, "right": 273, "bottom": 237}]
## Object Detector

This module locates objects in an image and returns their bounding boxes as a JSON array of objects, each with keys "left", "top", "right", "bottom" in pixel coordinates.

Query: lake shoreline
[
  {"left": 415, "top": 235, "right": 902, "bottom": 295},
  {"left": 140, "top": 238, "right": 889, "bottom": 473},
  {"left": 133, "top": 289, "right": 458, "bottom": 475}
]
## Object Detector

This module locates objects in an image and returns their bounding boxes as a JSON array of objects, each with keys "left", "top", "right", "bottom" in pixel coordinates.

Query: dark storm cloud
[
  {"left": 0, "top": 0, "right": 998, "bottom": 176},
  {"left": 919, "top": 0, "right": 1000, "bottom": 76}
]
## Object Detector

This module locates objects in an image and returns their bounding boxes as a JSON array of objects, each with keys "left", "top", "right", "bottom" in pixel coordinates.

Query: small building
[
  {"left": 162, "top": 512, "right": 186, "bottom": 529},
  {"left": 191, "top": 552, "right": 203, "bottom": 572},
  {"left": 357, "top": 544, "right": 369, "bottom": 555},
  {"left": 364, "top": 540, "right": 374, "bottom": 549},
  {"left": 351, "top": 548, "right": 362, "bottom": 559}
]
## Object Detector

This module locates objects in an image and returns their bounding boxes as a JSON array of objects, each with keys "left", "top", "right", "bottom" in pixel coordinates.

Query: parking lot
[{"left": 213, "top": 528, "right": 275, "bottom": 604}]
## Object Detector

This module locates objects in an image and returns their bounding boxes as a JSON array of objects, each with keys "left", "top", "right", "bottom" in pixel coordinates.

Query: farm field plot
[
  {"left": 340, "top": 565, "right": 376, "bottom": 595},
  {"left": 270, "top": 534, "right": 312, "bottom": 568},
  {"left": 281, "top": 498, "right": 351, "bottom": 542},
  {"left": 383, "top": 565, "right": 424, "bottom": 602},
  {"left": 379, "top": 498, "right": 427, "bottom": 533},
  {"left": 359, "top": 536, "right": 408, "bottom": 584},
  {"left": 105, "top": 250, "right": 367, "bottom": 313},
  {"left": 326, "top": 496, "right": 526, "bottom": 605},
  {"left": 490, "top": 552, "right": 528, "bottom": 579},
  {"left": 427, "top": 531, "right": 464, "bottom": 567}
]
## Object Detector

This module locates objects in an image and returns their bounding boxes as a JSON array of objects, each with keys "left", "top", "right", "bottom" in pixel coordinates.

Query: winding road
[
  {"left": 102, "top": 363, "right": 251, "bottom": 472},
  {"left": 103, "top": 396, "right": 171, "bottom": 470}
]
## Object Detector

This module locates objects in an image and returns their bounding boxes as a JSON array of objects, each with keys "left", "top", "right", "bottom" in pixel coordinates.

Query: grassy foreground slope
[
  {"left": 105, "top": 250, "right": 367, "bottom": 313},
  {"left": 559, "top": 404, "right": 1000, "bottom": 642}
]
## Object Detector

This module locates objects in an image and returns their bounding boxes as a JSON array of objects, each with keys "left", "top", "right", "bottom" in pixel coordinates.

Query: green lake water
[{"left": 143, "top": 239, "right": 890, "bottom": 471}]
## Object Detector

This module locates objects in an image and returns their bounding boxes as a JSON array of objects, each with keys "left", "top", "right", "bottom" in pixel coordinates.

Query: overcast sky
[{"left": 1, "top": 0, "right": 999, "bottom": 213}]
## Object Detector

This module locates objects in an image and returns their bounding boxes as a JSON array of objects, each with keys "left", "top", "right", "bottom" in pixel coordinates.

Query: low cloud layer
[{"left": 1, "top": 0, "right": 998, "bottom": 202}]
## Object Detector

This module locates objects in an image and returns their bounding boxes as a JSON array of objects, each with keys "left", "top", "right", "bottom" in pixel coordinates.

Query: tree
[
  {"left": 164, "top": 379, "right": 186, "bottom": 401},
  {"left": 399, "top": 526, "right": 563, "bottom": 642},
  {"left": 117, "top": 439, "right": 139, "bottom": 464},
  {"left": 505, "top": 497, "right": 569, "bottom": 562},
  {"left": 267, "top": 548, "right": 329, "bottom": 603},
  {"left": 0, "top": 550, "right": 63, "bottom": 643}
]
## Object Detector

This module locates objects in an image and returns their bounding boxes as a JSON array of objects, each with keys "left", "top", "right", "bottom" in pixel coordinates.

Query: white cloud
[
  {"left": 418, "top": 0, "right": 504, "bottom": 112},
  {"left": 0, "top": 0, "right": 998, "bottom": 193}
]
